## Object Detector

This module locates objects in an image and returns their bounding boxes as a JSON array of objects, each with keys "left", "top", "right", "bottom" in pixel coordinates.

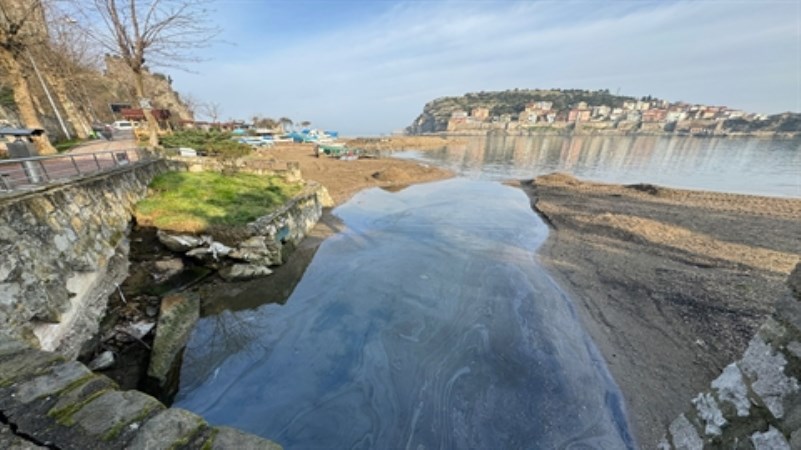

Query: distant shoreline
[{"left": 417, "top": 129, "right": 801, "bottom": 139}]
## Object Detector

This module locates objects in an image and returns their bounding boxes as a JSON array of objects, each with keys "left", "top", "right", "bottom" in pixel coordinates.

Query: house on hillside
[
  {"left": 642, "top": 109, "right": 667, "bottom": 123},
  {"left": 471, "top": 107, "right": 490, "bottom": 121},
  {"left": 568, "top": 109, "right": 591, "bottom": 122}
]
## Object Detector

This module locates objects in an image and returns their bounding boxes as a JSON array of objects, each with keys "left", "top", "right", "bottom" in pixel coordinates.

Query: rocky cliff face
[
  {"left": 104, "top": 56, "right": 194, "bottom": 122},
  {"left": 0, "top": 55, "right": 193, "bottom": 138},
  {"left": 407, "top": 89, "right": 634, "bottom": 134},
  {"left": 407, "top": 98, "right": 459, "bottom": 134}
]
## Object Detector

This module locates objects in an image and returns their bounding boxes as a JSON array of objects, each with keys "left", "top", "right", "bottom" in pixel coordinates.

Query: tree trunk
[
  {"left": 0, "top": 47, "right": 56, "bottom": 155},
  {"left": 132, "top": 69, "right": 159, "bottom": 148},
  {"left": 44, "top": 72, "right": 90, "bottom": 139}
]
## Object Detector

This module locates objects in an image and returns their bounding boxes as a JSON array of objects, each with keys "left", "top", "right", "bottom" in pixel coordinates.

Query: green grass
[
  {"left": 135, "top": 171, "right": 303, "bottom": 233},
  {"left": 55, "top": 138, "right": 87, "bottom": 152}
]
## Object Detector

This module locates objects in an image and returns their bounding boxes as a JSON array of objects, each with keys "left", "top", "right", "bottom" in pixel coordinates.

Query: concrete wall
[
  {"left": 662, "top": 264, "right": 801, "bottom": 449},
  {"left": 0, "top": 160, "right": 174, "bottom": 358}
]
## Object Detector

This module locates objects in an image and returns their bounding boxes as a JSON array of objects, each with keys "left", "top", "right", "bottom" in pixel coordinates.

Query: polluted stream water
[{"left": 174, "top": 178, "right": 635, "bottom": 448}]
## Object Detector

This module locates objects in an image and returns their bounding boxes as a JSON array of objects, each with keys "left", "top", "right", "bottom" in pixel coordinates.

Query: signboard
[
  {"left": 109, "top": 103, "right": 132, "bottom": 114},
  {"left": 139, "top": 98, "right": 152, "bottom": 109}
]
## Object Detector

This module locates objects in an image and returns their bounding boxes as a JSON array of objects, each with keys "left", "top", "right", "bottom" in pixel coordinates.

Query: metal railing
[{"left": 0, "top": 148, "right": 155, "bottom": 192}]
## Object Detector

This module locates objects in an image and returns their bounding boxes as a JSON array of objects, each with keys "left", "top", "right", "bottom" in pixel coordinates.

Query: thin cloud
[{"left": 173, "top": 0, "right": 799, "bottom": 135}]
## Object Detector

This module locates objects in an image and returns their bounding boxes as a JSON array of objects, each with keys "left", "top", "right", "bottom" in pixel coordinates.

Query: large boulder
[
  {"left": 156, "top": 231, "right": 204, "bottom": 252},
  {"left": 219, "top": 264, "right": 273, "bottom": 282},
  {"left": 147, "top": 293, "right": 199, "bottom": 396},
  {"left": 228, "top": 236, "right": 282, "bottom": 266}
]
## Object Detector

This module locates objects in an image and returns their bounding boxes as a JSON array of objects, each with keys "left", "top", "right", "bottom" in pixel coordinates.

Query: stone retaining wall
[
  {"left": 0, "top": 333, "right": 281, "bottom": 449},
  {"left": 0, "top": 160, "right": 175, "bottom": 358},
  {"left": 661, "top": 264, "right": 801, "bottom": 449},
  {"left": 167, "top": 155, "right": 302, "bottom": 182},
  {"left": 156, "top": 181, "right": 333, "bottom": 281}
]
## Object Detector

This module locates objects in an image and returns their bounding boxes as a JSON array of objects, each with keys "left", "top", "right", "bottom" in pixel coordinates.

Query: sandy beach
[
  {"left": 517, "top": 173, "right": 801, "bottom": 447},
  {"left": 263, "top": 142, "right": 452, "bottom": 204}
]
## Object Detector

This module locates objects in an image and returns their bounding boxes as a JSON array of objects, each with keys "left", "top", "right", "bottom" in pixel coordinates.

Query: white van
[{"left": 112, "top": 121, "right": 134, "bottom": 131}]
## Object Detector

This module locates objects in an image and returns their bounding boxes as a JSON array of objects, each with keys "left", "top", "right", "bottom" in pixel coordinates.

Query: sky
[{"left": 169, "top": 0, "right": 801, "bottom": 136}]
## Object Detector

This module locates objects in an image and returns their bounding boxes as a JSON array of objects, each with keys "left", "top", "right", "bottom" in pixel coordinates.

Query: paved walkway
[{"left": 69, "top": 131, "right": 139, "bottom": 155}]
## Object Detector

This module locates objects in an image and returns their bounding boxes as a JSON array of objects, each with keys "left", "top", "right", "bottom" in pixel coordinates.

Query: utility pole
[{"left": 27, "top": 49, "right": 71, "bottom": 140}]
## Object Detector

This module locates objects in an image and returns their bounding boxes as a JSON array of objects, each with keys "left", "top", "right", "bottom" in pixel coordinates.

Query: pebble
[{"left": 88, "top": 350, "right": 115, "bottom": 371}]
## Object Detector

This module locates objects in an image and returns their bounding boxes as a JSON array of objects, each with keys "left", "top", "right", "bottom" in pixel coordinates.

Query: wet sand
[
  {"left": 260, "top": 143, "right": 453, "bottom": 204},
  {"left": 516, "top": 173, "right": 801, "bottom": 447}
]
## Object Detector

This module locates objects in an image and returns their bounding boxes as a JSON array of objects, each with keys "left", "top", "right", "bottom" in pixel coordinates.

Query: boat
[{"left": 316, "top": 143, "right": 362, "bottom": 159}]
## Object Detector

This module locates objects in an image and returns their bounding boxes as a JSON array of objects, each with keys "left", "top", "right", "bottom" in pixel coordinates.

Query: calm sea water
[
  {"left": 175, "top": 179, "right": 634, "bottom": 449},
  {"left": 394, "top": 135, "right": 801, "bottom": 197}
]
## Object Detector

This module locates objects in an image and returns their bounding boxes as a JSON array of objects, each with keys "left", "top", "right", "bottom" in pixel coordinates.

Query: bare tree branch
[{"left": 63, "top": 0, "right": 219, "bottom": 146}]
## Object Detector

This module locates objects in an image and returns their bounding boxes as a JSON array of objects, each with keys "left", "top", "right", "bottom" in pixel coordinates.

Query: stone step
[{"left": 0, "top": 333, "right": 282, "bottom": 449}]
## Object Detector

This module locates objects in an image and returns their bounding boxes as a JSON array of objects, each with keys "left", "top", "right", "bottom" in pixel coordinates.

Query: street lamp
[{"left": 27, "top": 49, "right": 71, "bottom": 140}]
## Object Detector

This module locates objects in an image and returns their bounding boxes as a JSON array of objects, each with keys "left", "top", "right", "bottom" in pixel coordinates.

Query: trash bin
[{"left": 0, "top": 128, "right": 45, "bottom": 183}]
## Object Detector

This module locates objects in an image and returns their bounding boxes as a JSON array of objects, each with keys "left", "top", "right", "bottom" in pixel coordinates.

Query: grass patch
[
  {"left": 135, "top": 171, "right": 303, "bottom": 233},
  {"left": 55, "top": 138, "right": 87, "bottom": 152}
]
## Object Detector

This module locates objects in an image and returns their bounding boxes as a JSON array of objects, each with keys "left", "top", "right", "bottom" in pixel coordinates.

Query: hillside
[
  {"left": 407, "top": 89, "right": 801, "bottom": 136},
  {"left": 0, "top": 58, "right": 192, "bottom": 140},
  {"left": 408, "top": 89, "right": 636, "bottom": 134}
]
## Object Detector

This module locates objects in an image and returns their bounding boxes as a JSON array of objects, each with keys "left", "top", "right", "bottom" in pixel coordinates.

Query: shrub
[{"left": 160, "top": 130, "right": 251, "bottom": 158}]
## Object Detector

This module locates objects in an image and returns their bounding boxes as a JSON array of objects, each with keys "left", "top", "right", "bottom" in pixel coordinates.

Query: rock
[
  {"left": 211, "top": 426, "right": 283, "bottom": 450},
  {"left": 789, "top": 263, "right": 801, "bottom": 300},
  {"left": 317, "top": 185, "right": 335, "bottom": 208},
  {"left": 152, "top": 258, "right": 184, "bottom": 281},
  {"left": 128, "top": 408, "right": 205, "bottom": 450},
  {"left": 145, "top": 305, "right": 158, "bottom": 318},
  {"left": 228, "top": 236, "right": 282, "bottom": 265},
  {"left": 14, "top": 361, "right": 92, "bottom": 403},
  {"left": 123, "top": 321, "right": 155, "bottom": 340},
  {"left": 70, "top": 390, "right": 164, "bottom": 441},
  {"left": 148, "top": 293, "right": 199, "bottom": 388},
  {"left": 0, "top": 348, "right": 64, "bottom": 386},
  {"left": 750, "top": 426, "right": 791, "bottom": 450},
  {"left": 87, "top": 350, "right": 115, "bottom": 371},
  {"left": 156, "top": 230, "right": 203, "bottom": 252},
  {"left": 668, "top": 414, "right": 703, "bottom": 450},
  {"left": 186, "top": 241, "right": 232, "bottom": 262},
  {"left": 0, "top": 423, "right": 45, "bottom": 449},
  {"left": 219, "top": 264, "right": 273, "bottom": 282},
  {"left": 738, "top": 335, "right": 799, "bottom": 419}
]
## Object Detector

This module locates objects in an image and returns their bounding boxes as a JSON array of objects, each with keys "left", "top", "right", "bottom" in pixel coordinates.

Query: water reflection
[
  {"left": 176, "top": 179, "right": 634, "bottom": 449},
  {"left": 396, "top": 135, "right": 801, "bottom": 197}
]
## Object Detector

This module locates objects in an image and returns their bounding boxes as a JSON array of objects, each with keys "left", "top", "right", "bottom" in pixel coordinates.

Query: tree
[
  {"left": 264, "top": 118, "right": 277, "bottom": 129},
  {"left": 278, "top": 117, "right": 292, "bottom": 132},
  {"left": 300, "top": 120, "right": 311, "bottom": 129},
  {"left": 179, "top": 91, "right": 199, "bottom": 120},
  {"left": 77, "top": 0, "right": 218, "bottom": 147},
  {"left": 38, "top": 7, "right": 106, "bottom": 138},
  {"left": 198, "top": 102, "right": 221, "bottom": 125},
  {"left": 0, "top": 0, "right": 57, "bottom": 154},
  {"left": 252, "top": 116, "right": 277, "bottom": 130}
]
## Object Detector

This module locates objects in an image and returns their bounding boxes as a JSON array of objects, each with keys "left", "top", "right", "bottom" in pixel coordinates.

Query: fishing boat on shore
[{"left": 315, "top": 143, "right": 380, "bottom": 160}]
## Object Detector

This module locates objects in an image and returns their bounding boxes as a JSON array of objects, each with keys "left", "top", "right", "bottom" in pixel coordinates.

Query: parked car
[{"left": 112, "top": 121, "right": 134, "bottom": 131}]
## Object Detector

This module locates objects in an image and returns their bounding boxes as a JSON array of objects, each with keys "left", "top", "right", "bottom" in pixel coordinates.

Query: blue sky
[{"left": 170, "top": 0, "right": 800, "bottom": 135}]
